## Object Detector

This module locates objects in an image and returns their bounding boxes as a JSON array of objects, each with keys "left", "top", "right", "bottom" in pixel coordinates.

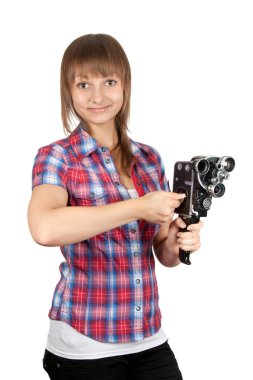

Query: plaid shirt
[{"left": 32, "top": 124, "right": 169, "bottom": 343}]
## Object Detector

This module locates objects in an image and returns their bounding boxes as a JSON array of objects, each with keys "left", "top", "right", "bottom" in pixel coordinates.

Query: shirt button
[
  {"left": 137, "top": 182, "right": 141, "bottom": 186},
  {"left": 101, "top": 147, "right": 106, "bottom": 152},
  {"left": 136, "top": 279, "right": 140, "bottom": 284},
  {"left": 131, "top": 228, "right": 136, "bottom": 233},
  {"left": 136, "top": 306, "right": 141, "bottom": 311},
  {"left": 90, "top": 192, "right": 95, "bottom": 198},
  {"left": 115, "top": 181, "right": 120, "bottom": 185},
  {"left": 134, "top": 252, "right": 139, "bottom": 257},
  {"left": 105, "top": 159, "right": 110, "bottom": 164}
]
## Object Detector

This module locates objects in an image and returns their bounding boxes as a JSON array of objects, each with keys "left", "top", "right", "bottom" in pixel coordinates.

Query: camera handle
[{"left": 179, "top": 214, "right": 200, "bottom": 265}]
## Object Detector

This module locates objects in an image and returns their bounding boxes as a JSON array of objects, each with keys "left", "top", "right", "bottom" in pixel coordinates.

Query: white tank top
[
  {"left": 46, "top": 188, "right": 167, "bottom": 359},
  {"left": 46, "top": 320, "right": 168, "bottom": 359}
]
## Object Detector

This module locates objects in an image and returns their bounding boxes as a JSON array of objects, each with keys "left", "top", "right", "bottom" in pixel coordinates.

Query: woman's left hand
[{"left": 168, "top": 217, "right": 203, "bottom": 254}]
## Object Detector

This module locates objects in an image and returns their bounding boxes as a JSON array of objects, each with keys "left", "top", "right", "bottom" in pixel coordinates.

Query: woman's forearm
[
  {"left": 29, "top": 198, "right": 142, "bottom": 247},
  {"left": 154, "top": 237, "right": 181, "bottom": 267}
]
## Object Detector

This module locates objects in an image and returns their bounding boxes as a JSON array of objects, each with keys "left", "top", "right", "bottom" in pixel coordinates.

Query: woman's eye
[
  {"left": 78, "top": 82, "right": 88, "bottom": 89},
  {"left": 105, "top": 79, "right": 117, "bottom": 86}
]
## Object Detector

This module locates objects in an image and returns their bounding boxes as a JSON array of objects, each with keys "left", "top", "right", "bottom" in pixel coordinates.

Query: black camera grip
[{"left": 179, "top": 215, "right": 200, "bottom": 265}]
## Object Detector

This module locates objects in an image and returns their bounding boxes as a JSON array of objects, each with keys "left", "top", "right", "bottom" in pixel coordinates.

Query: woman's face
[{"left": 71, "top": 72, "right": 124, "bottom": 130}]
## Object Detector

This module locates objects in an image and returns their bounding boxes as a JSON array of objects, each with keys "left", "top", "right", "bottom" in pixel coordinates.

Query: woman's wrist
[
  {"left": 155, "top": 237, "right": 180, "bottom": 267},
  {"left": 131, "top": 197, "right": 145, "bottom": 220}
]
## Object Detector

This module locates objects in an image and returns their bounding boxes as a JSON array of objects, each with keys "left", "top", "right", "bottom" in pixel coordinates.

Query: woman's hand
[
  {"left": 139, "top": 191, "right": 186, "bottom": 224},
  {"left": 153, "top": 216, "right": 204, "bottom": 267},
  {"left": 168, "top": 217, "right": 203, "bottom": 255}
]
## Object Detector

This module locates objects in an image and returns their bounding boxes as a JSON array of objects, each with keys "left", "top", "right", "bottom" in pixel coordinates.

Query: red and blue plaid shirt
[{"left": 32, "top": 124, "right": 170, "bottom": 343}]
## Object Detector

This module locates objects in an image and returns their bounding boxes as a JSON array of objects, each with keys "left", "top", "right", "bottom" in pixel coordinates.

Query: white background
[{"left": 1, "top": 1, "right": 252, "bottom": 379}]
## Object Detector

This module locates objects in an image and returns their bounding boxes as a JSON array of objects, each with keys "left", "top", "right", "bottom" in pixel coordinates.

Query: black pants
[{"left": 43, "top": 340, "right": 183, "bottom": 380}]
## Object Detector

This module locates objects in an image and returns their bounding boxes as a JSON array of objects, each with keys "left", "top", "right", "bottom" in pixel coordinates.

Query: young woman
[{"left": 28, "top": 34, "right": 202, "bottom": 380}]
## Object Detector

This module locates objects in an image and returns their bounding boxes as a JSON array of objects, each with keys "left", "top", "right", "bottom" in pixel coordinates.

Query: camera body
[
  {"left": 173, "top": 156, "right": 235, "bottom": 218},
  {"left": 172, "top": 155, "right": 235, "bottom": 265}
]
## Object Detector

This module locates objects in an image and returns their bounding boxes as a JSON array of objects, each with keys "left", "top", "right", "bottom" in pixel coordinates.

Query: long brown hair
[{"left": 60, "top": 34, "right": 133, "bottom": 174}]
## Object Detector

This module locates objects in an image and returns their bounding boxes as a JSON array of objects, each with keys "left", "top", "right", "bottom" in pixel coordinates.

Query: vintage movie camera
[{"left": 173, "top": 156, "right": 235, "bottom": 265}]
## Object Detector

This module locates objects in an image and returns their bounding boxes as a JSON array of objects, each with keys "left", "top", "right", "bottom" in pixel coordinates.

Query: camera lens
[
  {"left": 224, "top": 157, "right": 235, "bottom": 172},
  {"left": 208, "top": 183, "right": 226, "bottom": 198},
  {"left": 217, "top": 156, "right": 235, "bottom": 172},
  {"left": 196, "top": 159, "right": 210, "bottom": 174}
]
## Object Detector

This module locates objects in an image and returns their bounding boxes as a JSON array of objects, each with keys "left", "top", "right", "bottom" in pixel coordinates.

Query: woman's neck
[{"left": 85, "top": 123, "right": 118, "bottom": 150}]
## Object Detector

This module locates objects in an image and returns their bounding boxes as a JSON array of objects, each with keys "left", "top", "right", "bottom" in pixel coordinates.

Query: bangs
[
  {"left": 65, "top": 34, "right": 128, "bottom": 85},
  {"left": 70, "top": 59, "right": 123, "bottom": 82}
]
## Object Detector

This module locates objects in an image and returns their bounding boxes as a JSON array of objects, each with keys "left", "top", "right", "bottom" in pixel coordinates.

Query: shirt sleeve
[
  {"left": 148, "top": 145, "right": 171, "bottom": 192},
  {"left": 32, "top": 144, "right": 68, "bottom": 190},
  {"left": 158, "top": 154, "right": 171, "bottom": 192}
]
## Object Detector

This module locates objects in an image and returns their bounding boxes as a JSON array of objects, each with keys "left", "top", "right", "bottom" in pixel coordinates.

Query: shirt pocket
[{"left": 70, "top": 182, "right": 108, "bottom": 206}]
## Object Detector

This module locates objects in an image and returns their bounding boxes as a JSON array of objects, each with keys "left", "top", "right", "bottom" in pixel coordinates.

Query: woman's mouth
[{"left": 88, "top": 105, "right": 110, "bottom": 113}]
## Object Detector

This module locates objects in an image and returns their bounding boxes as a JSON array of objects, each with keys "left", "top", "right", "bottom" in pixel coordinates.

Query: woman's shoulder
[{"left": 35, "top": 127, "right": 79, "bottom": 158}]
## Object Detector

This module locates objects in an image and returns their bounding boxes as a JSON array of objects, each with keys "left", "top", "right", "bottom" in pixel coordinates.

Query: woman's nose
[{"left": 91, "top": 85, "right": 104, "bottom": 104}]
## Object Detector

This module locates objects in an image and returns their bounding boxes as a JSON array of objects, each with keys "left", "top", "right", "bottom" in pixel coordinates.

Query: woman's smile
[{"left": 88, "top": 105, "right": 111, "bottom": 113}]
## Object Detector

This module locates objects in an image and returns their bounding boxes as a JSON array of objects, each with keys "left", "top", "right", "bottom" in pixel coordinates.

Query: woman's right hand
[{"left": 138, "top": 191, "right": 186, "bottom": 224}]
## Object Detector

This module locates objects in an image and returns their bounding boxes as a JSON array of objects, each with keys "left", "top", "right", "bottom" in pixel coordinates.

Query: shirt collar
[{"left": 69, "top": 123, "right": 147, "bottom": 160}]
